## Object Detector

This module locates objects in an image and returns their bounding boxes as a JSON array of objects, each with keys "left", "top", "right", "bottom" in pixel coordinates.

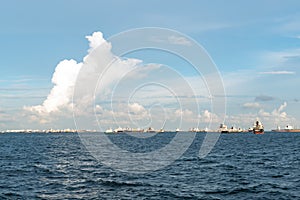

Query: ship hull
[
  {"left": 272, "top": 129, "right": 300, "bottom": 133},
  {"left": 221, "top": 130, "right": 229, "bottom": 133},
  {"left": 284, "top": 129, "right": 300, "bottom": 132},
  {"left": 253, "top": 129, "right": 264, "bottom": 134}
]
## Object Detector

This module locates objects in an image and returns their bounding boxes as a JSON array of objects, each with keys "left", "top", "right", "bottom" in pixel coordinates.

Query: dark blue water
[{"left": 0, "top": 132, "right": 299, "bottom": 199}]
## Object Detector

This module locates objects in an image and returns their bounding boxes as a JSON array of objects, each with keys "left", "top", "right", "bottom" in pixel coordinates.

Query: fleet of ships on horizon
[
  {"left": 1, "top": 120, "right": 300, "bottom": 134},
  {"left": 103, "top": 119, "right": 300, "bottom": 135}
]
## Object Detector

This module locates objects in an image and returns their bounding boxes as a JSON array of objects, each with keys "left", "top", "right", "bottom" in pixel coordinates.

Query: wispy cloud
[
  {"left": 255, "top": 95, "right": 275, "bottom": 102},
  {"left": 0, "top": 75, "right": 49, "bottom": 83},
  {"left": 0, "top": 87, "right": 50, "bottom": 91},
  {"left": 243, "top": 102, "right": 261, "bottom": 109},
  {"left": 0, "top": 78, "right": 48, "bottom": 83},
  {"left": 168, "top": 35, "right": 192, "bottom": 46},
  {"left": 0, "top": 94, "right": 46, "bottom": 99},
  {"left": 262, "top": 48, "right": 300, "bottom": 68},
  {"left": 150, "top": 35, "right": 192, "bottom": 46},
  {"left": 259, "top": 70, "right": 295, "bottom": 75}
]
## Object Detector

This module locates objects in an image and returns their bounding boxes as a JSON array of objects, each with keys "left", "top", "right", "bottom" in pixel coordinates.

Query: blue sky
[{"left": 1, "top": 0, "right": 300, "bottom": 130}]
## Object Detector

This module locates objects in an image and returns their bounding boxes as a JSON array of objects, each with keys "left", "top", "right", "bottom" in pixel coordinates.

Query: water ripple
[{"left": 0, "top": 132, "right": 299, "bottom": 199}]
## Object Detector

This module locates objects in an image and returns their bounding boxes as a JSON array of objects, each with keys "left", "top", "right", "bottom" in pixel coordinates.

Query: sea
[{"left": 0, "top": 132, "right": 299, "bottom": 199}]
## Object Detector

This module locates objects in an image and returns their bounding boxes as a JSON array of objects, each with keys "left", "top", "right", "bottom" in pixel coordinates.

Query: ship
[
  {"left": 114, "top": 127, "right": 124, "bottom": 133},
  {"left": 228, "top": 126, "right": 243, "bottom": 133},
  {"left": 189, "top": 127, "right": 208, "bottom": 133},
  {"left": 253, "top": 120, "right": 264, "bottom": 134},
  {"left": 144, "top": 127, "right": 156, "bottom": 133},
  {"left": 175, "top": 128, "right": 181, "bottom": 132},
  {"left": 218, "top": 123, "right": 229, "bottom": 133},
  {"left": 105, "top": 128, "right": 113, "bottom": 133},
  {"left": 272, "top": 125, "right": 300, "bottom": 132},
  {"left": 158, "top": 120, "right": 166, "bottom": 133}
]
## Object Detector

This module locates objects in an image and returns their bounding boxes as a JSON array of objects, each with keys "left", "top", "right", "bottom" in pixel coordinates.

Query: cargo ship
[
  {"left": 272, "top": 125, "right": 300, "bottom": 132},
  {"left": 253, "top": 120, "right": 264, "bottom": 134},
  {"left": 218, "top": 123, "right": 229, "bottom": 133}
]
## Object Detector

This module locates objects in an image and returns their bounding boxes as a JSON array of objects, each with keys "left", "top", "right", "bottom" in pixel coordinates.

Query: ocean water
[{"left": 0, "top": 132, "right": 299, "bottom": 199}]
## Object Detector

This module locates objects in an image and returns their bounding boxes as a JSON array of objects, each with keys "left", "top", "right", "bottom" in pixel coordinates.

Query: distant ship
[
  {"left": 157, "top": 128, "right": 165, "bottom": 133},
  {"left": 218, "top": 123, "right": 229, "bottom": 133},
  {"left": 158, "top": 120, "right": 166, "bottom": 133},
  {"left": 175, "top": 128, "right": 181, "bottom": 132},
  {"left": 105, "top": 128, "right": 113, "bottom": 133},
  {"left": 114, "top": 127, "right": 124, "bottom": 133},
  {"left": 272, "top": 125, "right": 300, "bottom": 132},
  {"left": 271, "top": 125, "right": 281, "bottom": 132},
  {"left": 253, "top": 120, "right": 264, "bottom": 134},
  {"left": 189, "top": 127, "right": 207, "bottom": 133},
  {"left": 228, "top": 126, "right": 243, "bottom": 133},
  {"left": 218, "top": 124, "right": 243, "bottom": 133},
  {"left": 145, "top": 127, "right": 156, "bottom": 133}
]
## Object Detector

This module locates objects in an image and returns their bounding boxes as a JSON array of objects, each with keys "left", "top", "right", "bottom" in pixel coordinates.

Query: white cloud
[
  {"left": 257, "top": 102, "right": 293, "bottom": 127},
  {"left": 23, "top": 31, "right": 109, "bottom": 121},
  {"left": 94, "top": 102, "right": 151, "bottom": 129},
  {"left": 274, "top": 101, "right": 287, "bottom": 115},
  {"left": 224, "top": 102, "right": 296, "bottom": 130},
  {"left": 27, "top": 30, "right": 209, "bottom": 129},
  {"left": 258, "top": 109, "right": 271, "bottom": 117},
  {"left": 85, "top": 32, "right": 107, "bottom": 53},
  {"left": 25, "top": 31, "right": 143, "bottom": 120},
  {"left": 201, "top": 110, "right": 212, "bottom": 123},
  {"left": 22, "top": 31, "right": 298, "bottom": 130},
  {"left": 175, "top": 109, "right": 193, "bottom": 118},
  {"left": 24, "top": 59, "right": 82, "bottom": 114},
  {"left": 128, "top": 103, "right": 146, "bottom": 114},
  {"left": 200, "top": 110, "right": 221, "bottom": 123}
]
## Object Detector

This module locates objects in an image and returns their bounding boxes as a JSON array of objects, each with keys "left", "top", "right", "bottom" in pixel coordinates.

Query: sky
[{"left": 1, "top": 0, "right": 300, "bottom": 131}]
